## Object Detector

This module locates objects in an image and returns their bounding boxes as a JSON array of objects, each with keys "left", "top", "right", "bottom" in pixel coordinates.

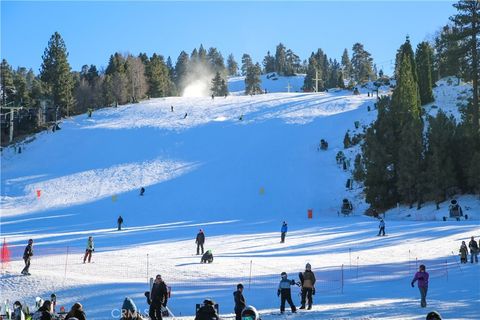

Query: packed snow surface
[{"left": 1, "top": 76, "right": 479, "bottom": 319}]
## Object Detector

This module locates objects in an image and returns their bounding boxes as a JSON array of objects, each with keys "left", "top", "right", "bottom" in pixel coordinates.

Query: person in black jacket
[
  {"left": 195, "top": 299, "right": 219, "bottom": 320},
  {"left": 118, "top": 216, "right": 124, "bottom": 231},
  {"left": 196, "top": 229, "right": 205, "bottom": 255},
  {"left": 33, "top": 300, "right": 53, "bottom": 320},
  {"left": 149, "top": 274, "right": 169, "bottom": 320},
  {"left": 65, "top": 302, "right": 87, "bottom": 320},
  {"left": 201, "top": 250, "right": 213, "bottom": 263},
  {"left": 234, "top": 283, "right": 246, "bottom": 320},
  {"left": 21, "top": 239, "right": 33, "bottom": 275}
]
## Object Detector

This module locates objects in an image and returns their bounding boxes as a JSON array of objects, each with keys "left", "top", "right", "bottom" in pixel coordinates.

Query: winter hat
[
  {"left": 281, "top": 272, "right": 287, "bottom": 278},
  {"left": 305, "top": 263, "right": 312, "bottom": 270},
  {"left": 203, "top": 299, "right": 215, "bottom": 305},
  {"left": 426, "top": 311, "right": 442, "bottom": 320},
  {"left": 237, "top": 283, "right": 244, "bottom": 289},
  {"left": 451, "top": 199, "right": 457, "bottom": 205}
]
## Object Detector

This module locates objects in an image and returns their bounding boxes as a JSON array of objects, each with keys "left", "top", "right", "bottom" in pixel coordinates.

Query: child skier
[{"left": 277, "top": 272, "right": 297, "bottom": 314}]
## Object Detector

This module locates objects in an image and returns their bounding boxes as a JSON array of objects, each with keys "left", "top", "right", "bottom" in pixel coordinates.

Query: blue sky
[{"left": 2, "top": 1, "right": 455, "bottom": 76}]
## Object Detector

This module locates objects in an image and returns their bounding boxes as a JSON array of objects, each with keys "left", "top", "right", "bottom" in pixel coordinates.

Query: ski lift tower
[
  {"left": 313, "top": 69, "right": 321, "bottom": 93},
  {"left": 286, "top": 81, "right": 292, "bottom": 93},
  {"left": 1, "top": 102, "right": 23, "bottom": 143}
]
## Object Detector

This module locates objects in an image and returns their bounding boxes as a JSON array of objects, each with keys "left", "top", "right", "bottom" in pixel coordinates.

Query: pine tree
[
  {"left": 227, "top": 54, "right": 238, "bottom": 76},
  {"left": 147, "top": 54, "right": 171, "bottom": 97},
  {"left": 1, "top": 59, "right": 15, "bottom": 105},
  {"left": 351, "top": 43, "right": 374, "bottom": 83},
  {"left": 341, "top": 48, "right": 353, "bottom": 80},
  {"left": 343, "top": 131, "right": 351, "bottom": 148},
  {"left": 353, "top": 154, "right": 365, "bottom": 181},
  {"left": 275, "top": 43, "right": 287, "bottom": 75},
  {"left": 392, "top": 38, "right": 423, "bottom": 207},
  {"left": 40, "top": 32, "right": 75, "bottom": 116},
  {"left": 207, "top": 47, "right": 226, "bottom": 74},
  {"left": 363, "top": 96, "right": 398, "bottom": 210},
  {"left": 263, "top": 51, "right": 275, "bottom": 73},
  {"left": 241, "top": 54, "right": 253, "bottom": 76},
  {"left": 211, "top": 71, "right": 223, "bottom": 96},
  {"left": 175, "top": 51, "right": 189, "bottom": 91},
  {"left": 425, "top": 110, "right": 457, "bottom": 207},
  {"left": 450, "top": 0, "right": 479, "bottom": 133},
  {"left": 415, "top": 42, "right": 435, "bottom": 105},
  {"left": 198, "top": 44, "right": 207, "bottom": 64},
  {"left": 245, "top": 63, "right": 262, "bottom": 95}
]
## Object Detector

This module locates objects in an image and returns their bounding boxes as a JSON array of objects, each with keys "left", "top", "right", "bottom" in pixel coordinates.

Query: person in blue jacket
[
  {"left": 277, "top": 272, "right": 297, "bottom": 314},
  {"left": 280, "top": 221, "right": 288, "bottom": 243}
]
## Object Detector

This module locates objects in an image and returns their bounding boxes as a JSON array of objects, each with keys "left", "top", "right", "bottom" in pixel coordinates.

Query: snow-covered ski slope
[{"left": 1, "top": 76, "right": 479, "bottom": 319}]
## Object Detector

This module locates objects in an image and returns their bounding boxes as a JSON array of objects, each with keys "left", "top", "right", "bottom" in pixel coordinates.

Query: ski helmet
[
  {"left": 241, "top": 305, "right": 259, "bottom": 320},
  {"left": 451, "top": 199, "right": 457, "bottom": 205}
]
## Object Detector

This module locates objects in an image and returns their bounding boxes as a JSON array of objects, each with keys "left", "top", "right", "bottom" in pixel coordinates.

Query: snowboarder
[
  {"left": 195, "top": 299, "right": 219, "bottom": 320},
  {"left": 411, "top": 264, "right": 429, "bottom": 308},
  {"left": 280, "top": 221, "right": 288, "bottom": 243},
  {"left": 377, "top": 219, "right": 385, "bottom": 236},
  {"left": 200, "top": 250, "right": 213, "bottom": 263},
  {"left": 277, "top": 272, "right": 297, "bottom": 314},
  {"left": 320, "top": 139, "right": 328, "bottom": 150},
  {"left": 171, "top": 106, "right": 174, "bottom": 112},
  {"left": 299, "top": 263, "right": 316, "bottom": 310},
  {"left": 468, "top": 236, "right": 478, "bottom": 263},
  {"left": 149, "top": 274, "right": 169, "bottom": 320},
  {"left": 140, "top": 187, "right": 145, "bottom": 196},
  {"left": 211, "top": 94, "right": 215, "bottom": 100},
  {"left": 65, "top": 302, "right": 86, "bottom": 320},
  {"left": 196, "top": 229, "right": 205, "bottom": 255},
  {"left": 459, "top": 241, "right": 469, "bottom": 264},
  {"left": 83, "top": 236, "right": 94, "bottom": 264},
  {"left": 117, "top": 216, "right": 124, "bottom": 231},
  {"left": 239, "top": 114, "right": 243, "bottom": 121},
  {"left": 87, "top": 109, "right": 93, "bottom": 118},
  {"left": 234, "top": 283, "right": 246, "bottom": 320},
  {"left": 183, "top": 112, "right": 188, "bottom": 119},
  {"left": 21, "top": 239, "right": 33, "bottom": 275}
]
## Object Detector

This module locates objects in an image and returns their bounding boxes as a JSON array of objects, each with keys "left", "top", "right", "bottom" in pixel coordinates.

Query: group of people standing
[{"left": 459, "top": 236, "right": 479, "bottom": 264}]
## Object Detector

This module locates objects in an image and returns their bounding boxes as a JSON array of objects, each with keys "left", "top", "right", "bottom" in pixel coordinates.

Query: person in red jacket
[{"left": 411, "top": 264, "right": 429, "bottom": 308}]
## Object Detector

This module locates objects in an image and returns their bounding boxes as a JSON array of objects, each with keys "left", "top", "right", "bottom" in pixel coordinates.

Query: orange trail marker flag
[
  {"left": 36, "top": 190, "right": 41, "bottom": 198},
  {"left": 1, "top": 238, "right": 11, "bottom": 265}
]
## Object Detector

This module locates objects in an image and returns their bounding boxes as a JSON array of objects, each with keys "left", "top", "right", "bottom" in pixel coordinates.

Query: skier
[
  {"left": 83, "top": 236, "right": 94, "bottom": 263},
  {"left": 239, "top": 114, "right": 243, "bottom": 121},
  {"left": 468, "top": 236, "right": 478, "bottom": 263},
  {"left": 211, "top": 94, "right": 215, "bottom": 100},
  {"left": 377, "top": 219, "right": 385, "bottom": 236},
  {"left": 21, "top": 239, "right": 33, "bottom": 275},
  {"left": 200, "top": 250, "right": 213, "bottom": 263},
  {"left": 118, "top": 216, "right": 124, "bottom": 231},
  {"left": 299, "top": 263, "right": 316, "bottom": 310},
  {"left": 184, "top": 112, "right": 188, "bottom": 119},
  {"left": 280, "top": 221, "right": 288, "bottom": 243},
  {"left": 459, "top": 241, "right": 468, "bottom": 264},
  {"left": 233, "top": 283, "right": 246, "bottom": 320},
  {"left": 140, "top": 187, "right": 145, "bottom": 196},
  {"left": 195, "top": 299, "right": 219, "bottom": 320},
  {"left": 171, "top": 106, "right": 174, "bottom": 112},
  {"left": 277, "top": 272, "right": 297, "bottom": 314},
  {"left": 149, "top": 274, "right": 169, "bottom": 320},
  {"left": 65, "top": 303, "right": 86, "bottom": 320},
  {"left": 411, "top": 264, "right": 429, "bottom": 308},
  {"left": 196, "top": 229, "right": 205, "bottom": 255},
  {"left": 33, "top": 300, "right": 53, "bottom": 320}
]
